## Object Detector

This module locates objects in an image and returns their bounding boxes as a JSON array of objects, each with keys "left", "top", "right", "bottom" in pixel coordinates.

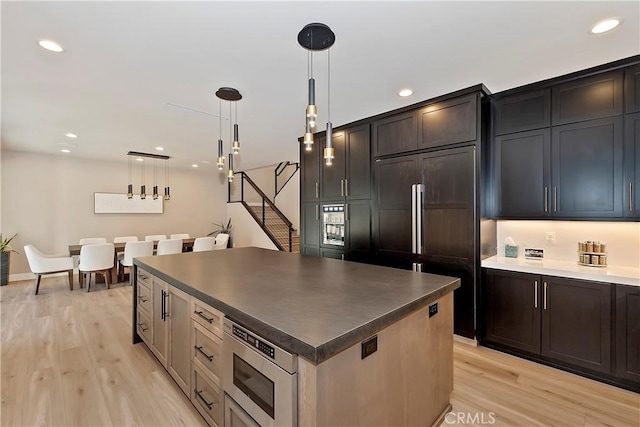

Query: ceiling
[{"left": 2, "top": 1, "right": 639, "bottom": 171}]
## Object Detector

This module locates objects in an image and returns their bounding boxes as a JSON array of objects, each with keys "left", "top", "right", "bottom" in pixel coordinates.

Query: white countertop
[{"left": 482, "top": 256, "right": 640, "bottom": 287}]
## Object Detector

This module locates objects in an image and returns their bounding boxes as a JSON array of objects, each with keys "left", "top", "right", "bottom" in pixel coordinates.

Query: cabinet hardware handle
[
  {"left": 553, "top": 187, "right": 557, "bottom": 212},
  {"left": 315, "top": 204, "right": 319, "bottom": 221},
  {"left": 138, "top": 296, "right": 148, "bottom": 303},
  {"left": 194, "top": 389, "right": 214, "bottom": 410},
  {"left": 543, "top": 282, "right": 548, "bottom": 310},
  {"left": 340, "top": 179, "right": 345, "bottom": 197},
  {"left": 162, "top": 290, "right": 169, "bottom": 321},
  {"left": 630, "top": 182, "right": 634, "bottom": 212},
  {"left": 345, "top": 204, "right": 349, "bottom": 221},
  {"left": 544, "top": 187, "right": 548, "bottom": 213},
  {"left": 160, "top": 290, "right": 165, "bottom": 321},
  {"left": 137, "top": 322, "right": 148, "bottom": 332},
  {"left": 194, "top": 310, "right": 214, "bottom": 324},
  {"left": 345, "top": 179, "right": 349, "bottom": 197},
  {"left": 534, "top": 280, "right": 538, "bottom": 308},
  {"left": 139, "top": 275, "right": 147, "bottom": 280},
  {"left": 341, "top": 254, "right": 344, "bottom": 260},
  {"left": 194, "top": 345, "right": 214, "bottom": 361},
  {"left": 315, "top": 182, "right": 319, "bottom": 199}
]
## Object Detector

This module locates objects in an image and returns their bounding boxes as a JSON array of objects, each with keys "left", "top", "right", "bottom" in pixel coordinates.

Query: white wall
[
  {"left": 497, "top": 220, "right": 640, "bottom": 268},
  {"left": 227, "top": 203, "right": 278, "bottom": 251},
  {"left": 244, "top": 165, "right": 276, "bottom": 201},
  {"left": 274, "top": 173, "right": 300, "bottom": 233},
  {"left": 2, "top": 150, "right": 228, "bottom": 276}
]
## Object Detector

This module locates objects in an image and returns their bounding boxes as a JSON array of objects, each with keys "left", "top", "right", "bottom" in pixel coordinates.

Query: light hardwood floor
[{"left": 2, "top": 276, "right": 639, "bottom": 427}]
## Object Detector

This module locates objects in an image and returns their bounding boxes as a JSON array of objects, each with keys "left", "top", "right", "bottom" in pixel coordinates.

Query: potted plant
[
  {"left": 1, "top": 233, "right": 18, "bottom": 287},
  {"left": 208, "top": 219, "right": 232, "bottom": 248}
]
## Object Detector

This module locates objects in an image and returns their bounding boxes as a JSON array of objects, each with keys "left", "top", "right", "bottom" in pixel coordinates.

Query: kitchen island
[{"left": 133, "top": 247, "right": 459, "bottom": 426}]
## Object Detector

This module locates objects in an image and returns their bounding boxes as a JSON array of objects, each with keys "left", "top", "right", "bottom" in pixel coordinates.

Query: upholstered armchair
[{"left": 24, "top": 244, "right": 74, "bottom": 295}]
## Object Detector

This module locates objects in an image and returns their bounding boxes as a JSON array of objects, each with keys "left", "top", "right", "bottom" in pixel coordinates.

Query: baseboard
[{"left": 453, "top": 334, "right": 478, "bottom": 347}]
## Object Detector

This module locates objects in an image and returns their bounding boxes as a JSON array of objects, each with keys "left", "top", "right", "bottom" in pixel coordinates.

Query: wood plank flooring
[{"left": 2, "top": 276, "right": 639, "bottom": 426}]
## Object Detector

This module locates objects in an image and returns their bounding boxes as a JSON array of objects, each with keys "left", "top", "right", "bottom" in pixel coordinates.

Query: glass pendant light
[
  {"left": 232, "top": 103, "right": 240, "bottom": 154},
  {"left": 164, "top": 158, "right": 170, "bottom": 201},
  {"left": 306, "top": 51, "right": 317, "bottom": 129},
  {"left": 303, "top": 117, "right": 314, "bottom": 151},
  {"left": 127, "top": 157, "right": 133, "bottom": 199},
  {"left": 152, "top": 159, "right": 159, "bottom": 200},
  {"left": 217, "top": 99, "right": 225, "bottom": 169},
  {"left": 323, "top": 49, "right": 334, "bottom": 166},
  {"left": 140, "top": 160, "right": 146, "bottom": 199},
  {"left": 228, "top": 153, "right": 234, "bottom": 183}
]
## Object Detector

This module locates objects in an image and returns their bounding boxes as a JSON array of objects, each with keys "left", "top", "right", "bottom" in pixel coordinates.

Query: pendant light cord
[
  {"left": 219, "top": 99, "right": 222, "bottom": 139},
  {"left": 328, "top": 49, "right": 331, "bottom": 122}
]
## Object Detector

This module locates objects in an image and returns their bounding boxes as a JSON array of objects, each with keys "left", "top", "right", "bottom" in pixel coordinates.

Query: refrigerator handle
[
  {"left": 411, "top": 185, "right": 417, "bottom": 254},
  {"left": 416, "top": 184, "right": 424, "bottom": 255}
]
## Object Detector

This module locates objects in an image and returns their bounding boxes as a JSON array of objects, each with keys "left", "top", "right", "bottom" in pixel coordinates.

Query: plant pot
[{"left": 1, "top": 252, "right": 9, "bottom": 287}]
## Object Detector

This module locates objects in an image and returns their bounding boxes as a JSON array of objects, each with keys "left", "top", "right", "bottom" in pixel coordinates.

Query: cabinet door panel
[
  {"left": 302, "top": 203, "right": 320, "bottom": 248},
  {"left": 301, "top": 136, "right": 321, "bottom": 202},
  {"left": 541, "top": 276, "right": 611, "bottom": 374},
  {"left": 152, "top": 280, "right": 168, "bottom": 366},
  {"left": 420, "top": 147, "right": 474, "bottom": 264},
  {"left": 321, "top": 132, "right": 346, "bottom": 200},
  {"left": 624, "top": 64, "right": 640, "bottom": 113},
  {"left": 320, "top": 248, "right": 344, "bottom": 260},
  {"left": 551, "top": 117, "right": 623, "bottom": 217},
  {"left": 168, "top": 286, "right": 190, "bottom": 396},
  {"left": 494, "top": 89, "right": 551, "bottom": 134},
  {"left": 346, "top": 200, "right": 371, "bottom": 262},
  {"left": 346, "top": 124, "right": 371, "bottom": 200},
  {"left": 372, "top": 112, "right": 417, "bottom": 156},
  {"left": 418, "top": 94, "right": 477, "bottom": 149},
  {"left": 495, "top": 129, "right": 550, "bottom": 218},
  {"left": 625, "top": 113, "right": 640, "bottom": 218},
  {"left": 615, "top": 285, "right": 640, "bottom": 382},
  {"left": 483, "top": 270, "right": 541, "bottom": 354},
  {"left": 552, "top": 71, "right": 623, "bottom": 125},
  {"left": 302, "top": 246, "right": 319, "bottom": 257}
]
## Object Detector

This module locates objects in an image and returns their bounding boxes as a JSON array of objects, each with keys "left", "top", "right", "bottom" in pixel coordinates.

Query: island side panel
[{"left": 298, "top": 291, "right": 454, "bottom": 426}]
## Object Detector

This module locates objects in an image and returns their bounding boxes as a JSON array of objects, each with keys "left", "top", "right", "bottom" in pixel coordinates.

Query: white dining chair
[
  {"left": 119, "top": 241, "right": 153, "bottom": 284},
  {"left": 79, "top": 237, "right": 108, "bottom": 245},
  {"left": 192, "top": 236, "right": 216, "bottom": 252},
  {"left": 156, "top": 238, "right": 183, "bottom": 256},
  {"left": 113, "top": 236, "right": 139, "bottom": 278},
  {"left": 145, "top": 235, "right": 167, "bottom": 242},
  {"left": 78, "top": 243, "right": 115, "bottom": 292},
  {"left": 24, "top": 244, "right": 75, "bottom": 295},
  {"left": 213, "top": 233, "right": 229, "bottom": 250},
  {"left": 170, "top": 233, "right": 190, "bottom": 240}
]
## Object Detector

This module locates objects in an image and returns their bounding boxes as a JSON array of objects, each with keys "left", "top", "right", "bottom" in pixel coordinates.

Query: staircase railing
[
  {"left": 228, "top": 172, "right": 294, "bottom": 252},
  {"left": 275, "top": 161, "right": 299, "bottom": 197}
]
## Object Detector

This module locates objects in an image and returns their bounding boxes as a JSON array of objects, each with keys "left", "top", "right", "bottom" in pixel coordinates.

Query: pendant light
[
  {"left": 232, "top": 103, "right": 240, "bottom": 155},
  {"left": 127, "top": 157, "right": 133, "bottom": 199},
  {"left": 324, "top": 48, "right": 334, "bottom": 166},
  {"left": 152, "top": 159, "right": 159, "bottom": 200},
  {"left": 217, "top": 99, "right": 225, "bottom": 170},
  {"left": 140, "top": 159, "right": 146, "bottom": 199},
  {"left": 215, "top": 87, "right": 242, "bottom": 181},
  {"left": 298, "top": 23, "right": 335, "bottom": 164},
  {"left": 164, "top": 158, "right": 170, "bottom": 201},
  {"left": 228, "top": 101, "right": 234, "bottom": 182},
  {"left": 126, "top": 151, "right": 170, "bottom": 200}
]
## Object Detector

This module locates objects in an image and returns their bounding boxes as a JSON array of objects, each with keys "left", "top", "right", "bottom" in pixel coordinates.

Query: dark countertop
[{"left": 134, "top": 247, "right": 459, "bottom": 364}]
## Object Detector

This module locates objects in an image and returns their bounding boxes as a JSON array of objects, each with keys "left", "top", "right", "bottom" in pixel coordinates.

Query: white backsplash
[{"left": 496, "top": 221, "right": 640, "bottom": 268}]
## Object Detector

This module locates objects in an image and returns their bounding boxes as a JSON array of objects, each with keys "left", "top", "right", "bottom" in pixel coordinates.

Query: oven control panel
[{"left": 232, "top": 325, "right": 275, "bottom": 359}]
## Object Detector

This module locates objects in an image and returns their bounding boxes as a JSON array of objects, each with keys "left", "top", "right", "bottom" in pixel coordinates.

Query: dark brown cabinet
[
  {"left": 624, "top": 113, "right": 640, "bottom": 218},
  {"left": 552, "top": 70, "right": 623, "bottom": 125},
  {"left": 625, "top": 65, "right": 640, "bottom": 113},
  {"left": 301, "top": 202, "right": 319, "bottom": 254},
  {"left": 615, "top": 285, "right": 640, "bottom": 383},
  {"left": 483, "top": 270, "right": 541, "bottom": 354},
  {"left": 345, "top": 199, "right": 371, "bottom": 263},
  {"left": 320, "top": 248, "right": 344, "bottom": 260},
  {"left": 551, "top": 117, "right": 623, "bottom": 218},
  {"left": 494, "top": 89, "right": 550, "bottom": 135},
  {"left": 541, "top": 276, "right": 612, "bottom": 375},
  {"left": 301, "top": 136, "right": 321, "bottom": 202},
  {"left": 320, "top": 132, "right": 346, "bottom": 200},
  {"left": 418, "top": 94, "right": 477, "bottom": 149},
  {"left": 494, "top": 129, "right": 551, "bottom": 218},
  {"left": 483, "top": 270, "right": 613, "bottom": 376},
  {"left": 372, "top": 111, "right": 417, "bottom": 157}
]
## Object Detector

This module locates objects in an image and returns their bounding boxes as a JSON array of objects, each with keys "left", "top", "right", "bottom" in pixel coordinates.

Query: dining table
[{"left": 68, "top": 238, "right": 196, "bottom": 286}]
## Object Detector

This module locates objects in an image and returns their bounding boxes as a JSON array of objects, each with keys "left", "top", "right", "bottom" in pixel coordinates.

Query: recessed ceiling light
[
  {"left": 591, "top": 18, "right": 620, "bottom": 34},
  {"left": 398, "top": 89, "right": 414, "bottom": 97},
  {"left": 37, "top": 39, "right": 64, "bottom": 53},
  {"left": 192, "top": 164, "right": 199, "bottom": 168},
  {"left": 65, "top": 132, "right": 77, "bottom": 138},
  {"left": 136, "top": 157, "right": 144, "bottom": 162},
  {"left": 155, "top": 146, "right": 164, "bottom": 151},
  {"left": 60, "top": 149, "right": 71, "bottom": 153}
]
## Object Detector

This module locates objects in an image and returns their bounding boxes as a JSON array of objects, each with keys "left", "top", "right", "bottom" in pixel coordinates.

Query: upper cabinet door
[
  {"left": 495, "top": 129, "right": 551, "bottom": 218},
  {"left": 625, "top": 113, "right": 640, "bottom": 218},
  {"left": 301, "top": 135, "right": 321, "bottom": 202},
  {"left": 552, "top": 71, "right": 624, "bottom": 125},
  {"left": 625, "top": 65, "right": 640, "bottom": 113},
  {"left": 372, "top": 111, "right": 417, "bottom": 157},
  {"left": 345, "top": 124, "right": 371, "bottom": 200},
  {"left": 494, "top": 89, "right": 551, "bottom": 135},
  {"left": 418, "top": 94, "right": 477, "bottom": 149},
  {"left": 551, "top": 117, "right": 623, "bottom": 218},
  {"left": 320, "top": 131, "right": 346, "bottom": 200}
]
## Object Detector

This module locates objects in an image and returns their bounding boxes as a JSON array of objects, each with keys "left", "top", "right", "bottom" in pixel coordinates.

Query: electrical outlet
[{"left": 545, "top": 232, "right": 556, "bottom": 245}]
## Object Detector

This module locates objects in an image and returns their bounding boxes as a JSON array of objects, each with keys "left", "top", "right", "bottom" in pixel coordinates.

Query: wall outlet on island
[{"left": 545, "top": 232, "right": 556, "bottom": 245}]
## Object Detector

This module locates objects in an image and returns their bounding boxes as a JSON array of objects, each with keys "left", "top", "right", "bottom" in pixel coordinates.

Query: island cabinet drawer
[
  {"left": 192, "top": 322, "right": 223, "bottom": 386},
  {"left": 191, "top": 299, "right": 223, "bottom": 338},
  {"left": 192, "top": 365, "right": 223, "bottom": 427},
  {"left": 136, "top": 282, "right": 152, "bottom": 315},
  {"left": 137, "top": 268, "right": 152, "bottom": 288},
  {"left": 136, "top": 309, "right": 152, "bottom": 345}
]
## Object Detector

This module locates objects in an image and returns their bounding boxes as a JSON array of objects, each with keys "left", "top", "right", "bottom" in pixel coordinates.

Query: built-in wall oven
[{"left": 223, "top": 319, "right": 298, "bottom": 427}]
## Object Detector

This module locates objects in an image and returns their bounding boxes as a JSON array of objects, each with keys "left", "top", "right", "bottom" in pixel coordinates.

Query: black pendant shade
[{"left": 298, "top": 23, "right": 335, "bottom": 51}]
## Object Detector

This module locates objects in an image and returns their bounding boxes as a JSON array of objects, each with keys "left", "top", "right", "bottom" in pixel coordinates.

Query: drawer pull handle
[
  {"left": 138, "top": 296, "right": 148, "bottom": 303},
  {"left": 194, "top": 389, "right": 214, "bottom": 410},
  {"left": 137, "top": 322, "right": 148, "bottom": 332},
  {"left": 195, "top": 345, "right": 214, "bottom": 361},
  {"left": 194, "top": 310, "right": 214, "bottom": 324},
  {"left": 139, "top": 275, "right": 147, "bottom": 280}
]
